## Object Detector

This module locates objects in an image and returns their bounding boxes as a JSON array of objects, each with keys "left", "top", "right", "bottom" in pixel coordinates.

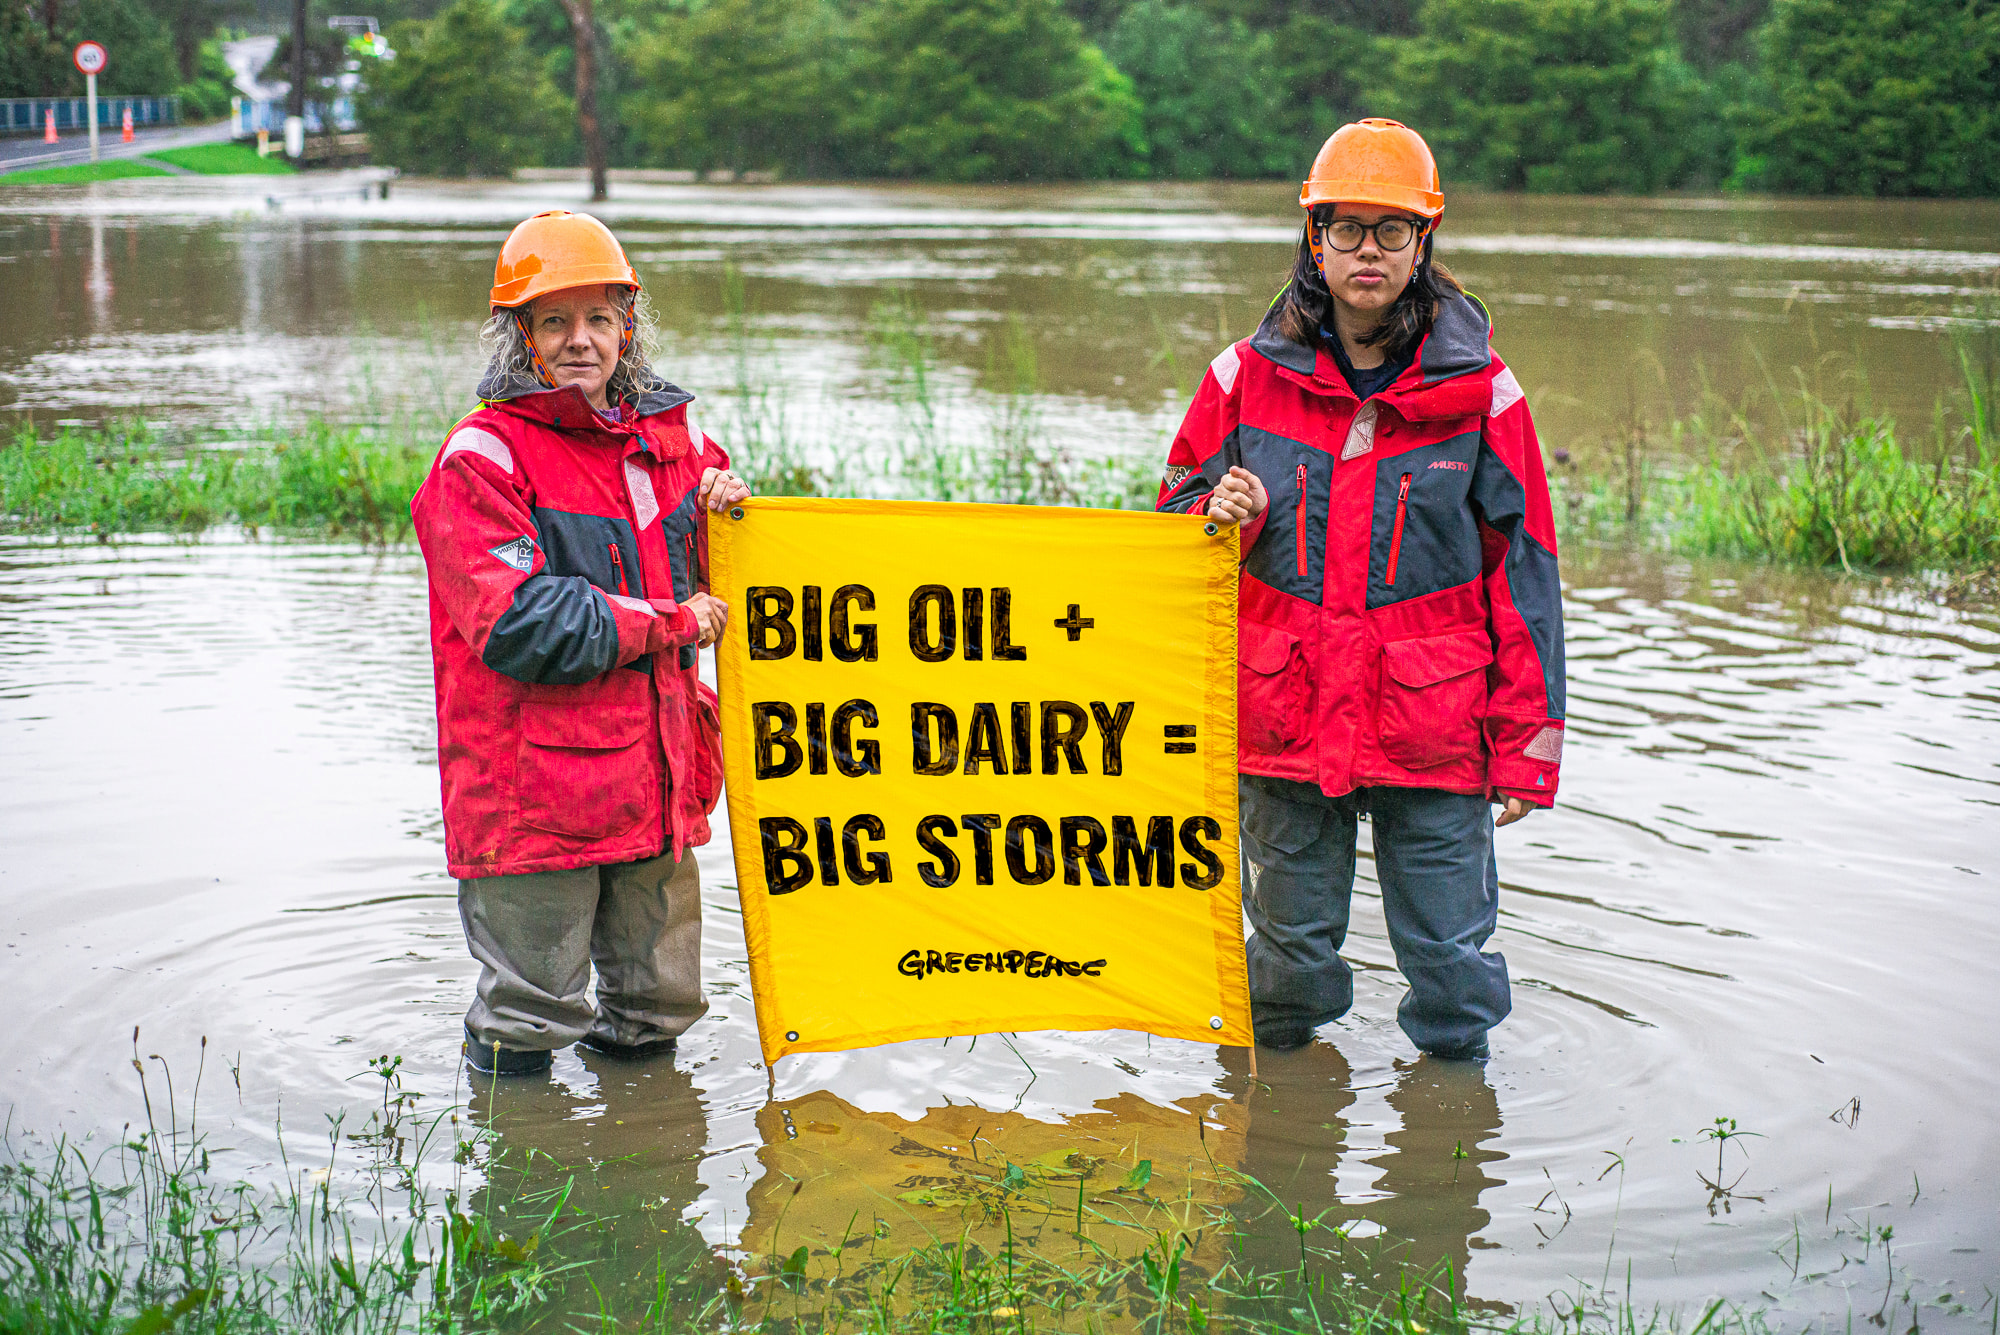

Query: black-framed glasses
[{"left": 1313, "top": 214, "right": 1425, "bottom": 253}]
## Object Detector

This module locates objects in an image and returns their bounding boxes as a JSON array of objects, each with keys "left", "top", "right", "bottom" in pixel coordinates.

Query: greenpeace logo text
[{"left": 898, "top": 948, "right": 1106, "bottom": 979}]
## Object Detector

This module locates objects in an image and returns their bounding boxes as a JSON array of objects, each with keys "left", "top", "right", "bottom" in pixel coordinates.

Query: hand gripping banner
[{"left": 710, "top": 498, "right": 1251, "bottom": 1064}]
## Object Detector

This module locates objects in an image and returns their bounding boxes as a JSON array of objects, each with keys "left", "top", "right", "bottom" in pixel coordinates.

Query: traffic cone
[
  {"left": 121, "top": 107, "right": 133, "bottom": 143},
  {"left": 44, "top": 109, "right": 57, "bottom": 143}
]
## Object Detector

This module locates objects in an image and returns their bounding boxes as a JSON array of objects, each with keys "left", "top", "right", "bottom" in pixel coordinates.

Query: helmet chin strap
[
  {"left": 514, "top": 309, "right": 557, "bottom": 389},
  {"left": 513, "top": 288, "right": 636, "bottom": 394}
]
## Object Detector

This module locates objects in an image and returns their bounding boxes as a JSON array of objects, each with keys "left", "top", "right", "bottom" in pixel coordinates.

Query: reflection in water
[
  {"left": 1373, "top": 1060, "right": 1504, "bottom": 1283},
  {"left": 1224, "top": 1045, "right": 1502, "bottom": 1300},
  {"left": 738, "top": 1086, "right": 1245, "bottom": 1280},
  {"left": 463, "top": 1053, "right": 726, "bottom": 1318}
]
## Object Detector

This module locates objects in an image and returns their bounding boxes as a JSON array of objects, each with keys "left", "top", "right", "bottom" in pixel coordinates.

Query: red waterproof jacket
[
  {"left": 412, "top": 364, "right": 728, "bottom": 879},
  {"left": 1158, "top": 291, "right": 1566, "bottom": 805}
]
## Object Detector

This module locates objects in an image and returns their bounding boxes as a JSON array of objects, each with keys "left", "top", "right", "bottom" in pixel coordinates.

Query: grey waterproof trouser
[
  {"left": 458, "top": 849, "right": 707, "bottom": 1052},
  {"left": 1239, "top": 776, "right": 1509, "bottom": 1053}
]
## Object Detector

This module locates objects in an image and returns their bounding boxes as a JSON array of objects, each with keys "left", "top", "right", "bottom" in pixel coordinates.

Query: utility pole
[
  {"left": 289, "top": 0, "right": 307, "bottom": 119},
  {"left": 286, "top": 0, "right": 308, "bottom": 158},
  {"left": 560, "top": 0, "right": 608, "bottom": 202}
]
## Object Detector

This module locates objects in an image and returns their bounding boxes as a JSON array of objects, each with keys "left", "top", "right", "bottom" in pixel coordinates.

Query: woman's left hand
[
  {"left": 698, "top": 468, "right": 751, "bottom": 512},
  {"left": 1495, "top": 795, "right": 1535, "bottom": 827}
]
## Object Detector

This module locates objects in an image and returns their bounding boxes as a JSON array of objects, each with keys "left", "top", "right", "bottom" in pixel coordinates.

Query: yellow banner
[{"left": 711, "top": 498, "right": 1249, "bottom": 1064}]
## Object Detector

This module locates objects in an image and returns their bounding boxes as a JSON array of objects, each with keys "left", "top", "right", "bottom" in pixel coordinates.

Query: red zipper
[
  {"left": 1294, "top": 463, "right": 1308, "bottom": 578},
  {"left": 607, "top": 542, "right": 629, "bottom": 596},
  {"left": 685, "top": 532, "right": 700, "bottom": 589},
  {"left": 1385, "top": 473, "right": 1412, "bottom": 586}
]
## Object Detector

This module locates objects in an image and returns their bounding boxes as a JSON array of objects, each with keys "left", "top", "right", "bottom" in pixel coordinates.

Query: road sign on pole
[{"left": 73, "top": 42, "right": 107, "bottom": 162}]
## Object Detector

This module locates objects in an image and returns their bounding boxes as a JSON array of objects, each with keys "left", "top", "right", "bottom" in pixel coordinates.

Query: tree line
[{"left": 8, "top": 0, "right": 1998, "bottom": 196}]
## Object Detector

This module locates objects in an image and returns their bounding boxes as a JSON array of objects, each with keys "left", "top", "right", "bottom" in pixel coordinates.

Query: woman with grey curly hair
[
  {"left": 475, "top": 281, "right": 667, "bottom": 408},
  {"left": 412, "top": 210, "right": 750, "bottom": 1078}
]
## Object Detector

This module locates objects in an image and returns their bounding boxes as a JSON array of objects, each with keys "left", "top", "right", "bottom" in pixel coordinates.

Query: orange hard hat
[
  {"left": 489, "top": 210, "right": 640, "bottom": 310},
  {"left": 1299, "top": 119, "right": 1444, "bottom": 220}
]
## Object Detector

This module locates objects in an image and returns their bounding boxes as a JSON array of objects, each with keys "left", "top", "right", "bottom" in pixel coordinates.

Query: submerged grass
[
  {"left": 1, "top": 1043, "right": 1791, "bottom": 1335},
  {"left": 0, "top": 419, "right": 434, "bottom": 542},
  {"left": 1550, "top": 336, "right": 2000, "bottom": 573}
]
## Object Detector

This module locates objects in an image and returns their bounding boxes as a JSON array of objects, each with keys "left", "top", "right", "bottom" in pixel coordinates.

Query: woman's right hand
[
  {"left": 1209, "top": 465, "right": 1268, "bottom": 525},
  {"left": 684, "top": 591, "right": 729, "bottom": 648}
]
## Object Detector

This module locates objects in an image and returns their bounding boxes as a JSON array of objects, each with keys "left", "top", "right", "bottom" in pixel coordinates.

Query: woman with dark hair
[{"left": 1157, "top": 120, "right": 1566, "bottom": 1060}]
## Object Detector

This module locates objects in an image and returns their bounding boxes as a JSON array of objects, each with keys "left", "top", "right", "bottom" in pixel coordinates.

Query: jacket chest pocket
[
  {"left": 1239, "top": 621, "right": 1310, "bottom": 756},
  {"left": 1376, "top": 629, "right": 1492, "bottom": 769},
  {"left": 516, "top": 699, "right": 656, "bottom": 839}
]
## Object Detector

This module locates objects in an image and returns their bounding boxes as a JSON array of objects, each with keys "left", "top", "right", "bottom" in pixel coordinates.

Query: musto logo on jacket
[
  {"left": 1158, "top": 291, "right": 1566, "bottom": 802},
  {"left": 412, "top": 374, "right": 729, "bottom": 879}
]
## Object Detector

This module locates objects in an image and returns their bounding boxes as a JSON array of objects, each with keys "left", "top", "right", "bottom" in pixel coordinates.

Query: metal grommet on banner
[
  {"left": 1208, "top": 1016, "right": 1223, "bottom": 1030},
  {"left": 1203, "top": 522, "right": 1218, "bottom": 536},
  {"left": 785, "top": 1030, "right": 800, "bottom": 1042},
  {"left": 730, "top": 506, "right": 745, "bottom": 520}
]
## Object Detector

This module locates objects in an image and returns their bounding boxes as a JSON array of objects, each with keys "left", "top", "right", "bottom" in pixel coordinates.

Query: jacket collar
[
  {"left": 1248, "top": 288, "right": 1496, "bottom": 420},
  {"left": 475, "top": 365, "right": 697, "bottom": 455}
]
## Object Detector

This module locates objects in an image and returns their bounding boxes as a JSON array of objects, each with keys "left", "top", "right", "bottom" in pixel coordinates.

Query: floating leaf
[
  {"left": 1124, "top": 1159, "right": 1153, "bottom": 1189},
  {"left": 782, "top": 1244, "right": 809, "bottom": 1276}
]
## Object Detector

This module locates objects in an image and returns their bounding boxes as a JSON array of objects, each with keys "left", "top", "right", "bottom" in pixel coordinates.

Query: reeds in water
[{"left": 1, "top": 1038, "right": 1792, "bottom": 1335}]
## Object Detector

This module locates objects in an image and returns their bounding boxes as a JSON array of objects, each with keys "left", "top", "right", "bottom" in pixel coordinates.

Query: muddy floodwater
[
  {"left": 2, "top": 177, "right": 1999, "bottom": 1326},
  {"left": 2, "top": 176, "right": 1998, "bottom": 460},
  {"left": 2, "top": 538, "right": 1995, "bottom": 1326}
]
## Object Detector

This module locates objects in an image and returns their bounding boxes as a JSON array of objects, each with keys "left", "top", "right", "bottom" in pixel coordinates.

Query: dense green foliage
[
  {"left": 364, "top": 0, "right": 570, "bottom": 178},
  {"left": 852, "top": 0, "right": 1144, "bottom": 180},
  {"left": 6, "top": 0, "right": 1996, "bottom": 193},
  {"left": 1737, "top": 0, "right": 2000, "bottom": 196},
  {"left": 347, "top": 0, "right": 1998, "bottom": 194},
  {"left": 0, "top": 0, "right": 240, "bottom": 117},
  {"left": 620, "top": 0, "right": 1142, "bottom": 181},
  {"left": 621, "top": 0, "right": 846, "bottom": 179},
  {"left": 1389, "top": 0, "right": 1719, "bottom": 192},
  {"left": 1105, "top": 0, "right": 1291, "bottom": 179}
]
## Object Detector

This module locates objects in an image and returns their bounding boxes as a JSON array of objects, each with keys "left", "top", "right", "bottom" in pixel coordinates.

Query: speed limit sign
[{"left": 73, "top": 41, "right": 108, "bottom": 75}]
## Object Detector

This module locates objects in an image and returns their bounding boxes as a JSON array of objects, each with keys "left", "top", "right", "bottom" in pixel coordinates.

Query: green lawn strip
[
  {"left": 0, "top": 158, "right": 173, "bottom": 185},
  {"left": 146, "top": 141, "right": 298, "bottom": 175}
]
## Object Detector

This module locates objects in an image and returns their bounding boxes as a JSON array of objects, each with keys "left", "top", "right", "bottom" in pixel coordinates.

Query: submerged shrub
[
  {"left": 1674, "top": 404, "right": 2000, "bottom": 570},
  {"left": 0, "top": 420, "right": 432, "bottom": 541}
]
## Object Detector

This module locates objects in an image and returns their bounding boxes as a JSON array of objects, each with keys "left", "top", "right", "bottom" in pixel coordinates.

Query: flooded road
[
  {"left": 2, "top": 176, "right": 1997, "bottom": 471},
  {"left": 2, "top": 536, "right": 1995, "bottom": 1326}
]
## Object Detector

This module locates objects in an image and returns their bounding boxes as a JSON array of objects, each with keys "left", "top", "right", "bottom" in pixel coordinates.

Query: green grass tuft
[
  {"left": 1552, "top": 327, "right": 2000, "bottom": 574},
  {"left": 0, "top": 158, "right": 173, "bottom": 185},
  {"left": 146, "top": 141, "right": 298, "bottom": 175},
  {"left": 0, "top": 419, "right": 434, "bottom": 541}
]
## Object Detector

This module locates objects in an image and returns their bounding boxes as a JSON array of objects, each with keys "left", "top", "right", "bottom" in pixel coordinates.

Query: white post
[
  {"left": 231, "top": 95, "right": 242, "bottom": 137},
  {"left": 86, "top": 71, "right": 99, "bottom": 161},
  {"left": 284, "top": 114, "right": 304, "bottom": 160}
]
